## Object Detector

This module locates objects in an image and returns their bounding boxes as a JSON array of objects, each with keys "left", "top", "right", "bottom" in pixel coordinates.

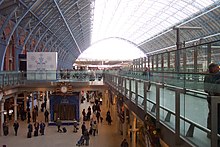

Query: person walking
[
  {"left": 27, "top": 111, "right": 31, "bottom": 123},
  {"left": 40, "top": 121, "right": 46, "bottom": 135},
  {"left": 34, "top": 121, "right": 39, "bottom": 136},
  {"left": 96, "top": 110, "right": 101, "bottom": 123},
  {"left": 92, "top": 121, "right": 97, "bottom": 136},
  {"left": 56, "top": 118, "right": 62, "bottom": 132},
  {"left": 204, "top": 63, "right": 220, "bottom": 136},
  {"left": 73, "top": 119, "right": 79, "bottom": 133},
  {"left": 32, "top": 109, "right": 37, "bottom": 123},
  {"left": 106, "top": 110, "right": 112, "bottom": 125},
  {"left": 84, "top": 129, "right": 90, "bottom": 146},
  {"left": 3, "top": 121, "right": 9, "bottom": 136},
  {"left": 44, "top": 109, "right": 49, "bottom": 122},
  {"left": 81, "top": 121, "right": 86, "bottom": 135},
  {"left": 13, "top": 120, "right": 19, "bottom": 136},
  {"left": 87, "top": 109, "right": 91, "bottom": 121},
  {"left": 82, "top": 109, "right": 86, "bottom": 121},
  {"left": 27, "top": 123, "right": 33, "bottom": 138}
]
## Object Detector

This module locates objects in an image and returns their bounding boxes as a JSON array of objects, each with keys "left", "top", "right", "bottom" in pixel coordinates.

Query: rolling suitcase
[{"left": 62, "top": 127, "right": 67, "bottom": 133}]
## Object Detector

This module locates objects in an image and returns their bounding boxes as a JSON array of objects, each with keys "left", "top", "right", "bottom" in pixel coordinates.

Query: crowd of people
[
  {"left": 2, "top": 90, "right": 128, "bottom": 146},
  {"left": 77, "top": 92, "right": 109, "bottom": 146},
  {"left": 2, "top": 97, "right": 48, "bottom": 138}
]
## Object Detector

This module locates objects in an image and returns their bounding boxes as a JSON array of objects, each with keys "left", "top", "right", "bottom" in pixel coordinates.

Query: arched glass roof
[
  {"left": 0, "top": 0, "right": 220, "bottom": 69},
  {"left": 92, "top": 0, "right": 217, "bottom": 45}
]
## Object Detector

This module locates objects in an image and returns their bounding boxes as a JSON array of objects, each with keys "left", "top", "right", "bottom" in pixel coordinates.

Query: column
[
  {"left": 194, "top": 47, "right": 198, "bottom": 73},
  {"left": 14, "top": 94, "right": 18, "bottom": 121},
  {"left": 131, "top": 115, "right": 137, "bottom": 147},
  {"left": 31, "top": 93, "right": 34, "bottom": 114},
  {"left": 105, "top": 90, "right": 109, "bottom": 108},
  {"left": 46, "top": 91, "right": 49, "bottom": 99},
  {"left": 38, "top": 92, "right": 42, "bottom": 108},
  {"left": 46, "top": 91, "right": 49, "bottom": 109},
  {"left": 123, "top": 107, "right": 127, "bottom": 139},
  {"left": 175, "top": 28, "right": 180, "bottom": 73},
  {"left": 24, "top": 92, "right": 27, "bottom": 111},
  {"left": 1, "top": 100, "right": 5, "bottom": 136}
]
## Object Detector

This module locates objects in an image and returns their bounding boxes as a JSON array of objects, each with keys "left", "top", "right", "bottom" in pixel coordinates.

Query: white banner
[{"left": 27, "top": 52, "right": 57, "bottom": 80}]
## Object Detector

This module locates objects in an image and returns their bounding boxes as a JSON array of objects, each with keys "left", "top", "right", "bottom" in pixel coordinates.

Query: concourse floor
[{"left": 0, "top": 99, "right": 126, "bottom": 147}]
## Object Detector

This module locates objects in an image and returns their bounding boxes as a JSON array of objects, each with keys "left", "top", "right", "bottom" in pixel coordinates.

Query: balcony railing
[
  {"left": 104, "top": 71, "right": 220, "bottom": 147},
  {"left": 0, "top": 70, "right": 104, "bottom": 87}
]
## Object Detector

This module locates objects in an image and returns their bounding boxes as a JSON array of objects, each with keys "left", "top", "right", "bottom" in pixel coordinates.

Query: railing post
[
  {"left": 135, "top": 80, "right": 138, "bottom": 105},
  {"left": 155, "top": 83, "right": 163, "bottom": 125},
  {"left": 129, "top": 78, "right": 132, "bottom": 101},
  {"left": 124, "top": 77, "right": 127, "bottom": 97},
  {"left": 143, "top": 81, "right": 147, "bottom": 112},
  {"left": 175, "top": 88, "right": 184, "bottom": 145}
]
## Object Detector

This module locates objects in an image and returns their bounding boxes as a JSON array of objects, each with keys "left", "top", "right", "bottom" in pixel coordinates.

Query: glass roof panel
[
  {"left": 91, "top": 0, "right": 216, "bottom": 45},
  {"left": 77, "top": 38, "right": 145, "bottom": 61}
]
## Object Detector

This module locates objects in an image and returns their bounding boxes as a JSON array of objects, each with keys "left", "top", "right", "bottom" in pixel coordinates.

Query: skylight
[{"left": 91, "top": 0, "right": 216, "bottom": 45}]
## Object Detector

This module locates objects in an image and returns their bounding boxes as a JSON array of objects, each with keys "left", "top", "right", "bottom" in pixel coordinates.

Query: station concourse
[
  {"left": 0, "top": 91, "right": 126, "bottom": 147},
  {"left": 1, "top": 0, "right": 220, "bottom": 147}
]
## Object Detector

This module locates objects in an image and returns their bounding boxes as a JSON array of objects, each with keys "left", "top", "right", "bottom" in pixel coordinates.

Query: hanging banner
[{"left": 27, "top": 52, "right": 57, "bottom": 80}]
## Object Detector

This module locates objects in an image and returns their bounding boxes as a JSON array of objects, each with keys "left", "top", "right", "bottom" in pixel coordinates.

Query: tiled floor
[{"left": 0, "top": 99, "right": 126, "bottom": 147}]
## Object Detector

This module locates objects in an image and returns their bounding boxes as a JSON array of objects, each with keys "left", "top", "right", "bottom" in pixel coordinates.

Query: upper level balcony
[{"left": 0, "top": 69, "right": 219, "bottom": 147}]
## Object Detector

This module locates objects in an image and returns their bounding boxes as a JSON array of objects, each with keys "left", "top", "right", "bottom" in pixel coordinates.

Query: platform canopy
[{"left": 0, "top": 0, "right": 220, "bottom": 68}]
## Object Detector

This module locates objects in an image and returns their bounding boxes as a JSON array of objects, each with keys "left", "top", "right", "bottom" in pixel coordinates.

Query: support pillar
[
  {"left": 38, "top": 91, "right": 41, "bottom": 106},
  {"left": 1, "top": 100, "right": 5, "bottom": 136},
  {"left": 123, "top": 107, "right": 127, "bottom": 139},
  {"left": 38, "top": 92, "right": 42, "bottom": 108},
  {"left": 46, "top": 91, "right": 49, "bottom": 109},
  {"left": 31, "top": 93, "right": 34, "bottom": 114},
  {"left": 132, "top": 115, "right": 137, "bottom": 147},
  {"left": 14, "top": 94, "right": 18, "bottom": 121},
  {"left": 46, "top": 91, "right": 49, "bottom": 99},
  {"left": 24, "top": 92, "right": 27, "bottom": 111}
]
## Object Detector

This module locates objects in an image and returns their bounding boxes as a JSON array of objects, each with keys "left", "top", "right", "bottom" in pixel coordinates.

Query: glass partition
[
  {"left": 197, "top": 44, "right": 208, "bottom": 72},
  {"left": 179, "top": 49, "right": 184, "bottom": 72},
  {"left": 160, "top": 86, "right": 176, "bottom": 130},
  {"left": 158, "top": 54, "right": 162, "bottom": 71},
  {"left": 211, "top": 42, "right": 220, "bottom": 63},
  {"left": 104, "top": 72, "right": 211, "bottom": 147},
  {"left": 163, "top": 52, "right": 168, "bottom": 71},
  {"left": 170, "top": 51, "right": 175, "bottom": 71}
]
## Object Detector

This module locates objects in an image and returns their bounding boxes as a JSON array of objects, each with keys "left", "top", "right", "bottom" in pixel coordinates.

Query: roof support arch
[
  {"left": 22, "top": 8, "right": 53, "bottom": 51},
  {"left": 0, "top": 0, "right": 40, "bottom": 70}
]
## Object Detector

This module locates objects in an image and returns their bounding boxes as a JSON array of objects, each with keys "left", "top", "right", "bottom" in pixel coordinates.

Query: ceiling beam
[{"left": 53, "top": 0, "right": 82, "bottom": 54}]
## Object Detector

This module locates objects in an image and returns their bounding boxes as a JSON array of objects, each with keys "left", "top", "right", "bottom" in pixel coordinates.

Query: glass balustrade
[
  {"left": 104, "top": 72, "right": 217, "bottom": 147},
  {"left": 0, "top": 70, "right": 105, "bottom": 87}
]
